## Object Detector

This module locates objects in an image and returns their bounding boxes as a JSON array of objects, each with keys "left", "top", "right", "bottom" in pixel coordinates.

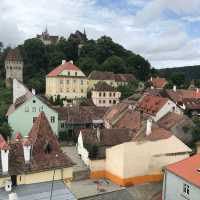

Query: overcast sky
[{"left": 1, "top": 0, "right": 200, "bottom": 68}]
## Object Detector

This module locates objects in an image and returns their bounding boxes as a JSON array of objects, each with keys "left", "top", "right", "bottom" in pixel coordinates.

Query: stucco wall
[
  {"left": 92, "top": 91, "right": 121, "bottom": 107},
  {"left": 164, "top": 170, "right": 200, "bottom": 200},
  {"left": 8, "top": 96, "right": 59, "bottom": 136},
  {"left": 105, "top": 136, "right": 191, "bottom": 179},
  {"left": 17, "top": 168, "right": 73, "bottom": 185},
  {"left": 154, "top": 100, "right": 182, "bottom": 122},
  {"left": 0, "top": 176, "right": 11, "bottom": 188},
  {"left": 46, "top": 75, "right": 87, "bottom": 99},
  {"left": 5, "top": 60, "right": 23, "bottom": 82},
  {"left": 89, "top": 159, "right": 105, "bottom": 172}
]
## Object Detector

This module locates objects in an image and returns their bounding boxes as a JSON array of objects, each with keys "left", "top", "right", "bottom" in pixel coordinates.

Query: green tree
[
  {"left": 102, "top": 55, "right": 126, "bottom": 73},
  {"left": 77, "top": 57, "right": 98, "bottom": 75}
]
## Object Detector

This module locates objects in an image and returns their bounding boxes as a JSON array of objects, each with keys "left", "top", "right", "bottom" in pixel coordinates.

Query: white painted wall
[
  {"left": 1, "top": 150, "right": 9, "bottom": 174},
  {"left": 153, "top": 100, "right": 182, "bottom": 122},
  {"left": 163, "top": 170, "right": 200, "bottom": 200},
  {"left": 77, "top": 132, "right": 90, "bottom": 166},
  {"left": 13, "top": 79, "right": 30, "bottom": 103}
]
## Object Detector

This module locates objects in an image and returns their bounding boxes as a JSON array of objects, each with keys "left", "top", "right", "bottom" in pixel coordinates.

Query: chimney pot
[
  {"left": 69, "top": 60, "right": 73, "bottom": 64},
  {"left": 62, "top": 60, "right": 66, "bottom": 65},
  {"left": 32, "top": 89, "right": 36, "bottom": 95},
  {"left": 97, "top": 127, "right": 100, "bottom": 141},
  {"left": 146, "top": 119, "right": 152, "bottom": 136},
  {"left": 173, "top": 85, "right": 176, "bottom": 92},
  {"left": 196, "top": 88, "right": 199, "bottom": 93}
]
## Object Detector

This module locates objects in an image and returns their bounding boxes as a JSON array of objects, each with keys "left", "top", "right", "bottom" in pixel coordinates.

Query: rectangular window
[
  {"left": 99, "top": 92, "right": 102, "bottom": 97},
  {"left": 33, "top": 117, "right": 37, "bottom": 123},
  {"left": 109, "top": 92, "right": 112, "bottom": 97},
  {"left": 75, "top": 72, "right": 77, "bottom": 76},
  {"left": 51, "top": 116, "right": 55, "bottom": 123},
  {"left": 103, "top": 92, "right": 106, "bottom": 97},
  {"left": 113, "top": 93, "right": 116, "bottom": 97},
  {"left": 61, "top": 122, "right": 65, "bottom": 128},
  {"left": 183, "top": 183, "right": 190, "bottom": 196},
  {"left": 103, "top": 100, "right": 105, "bottom": 104},
  {"left": 81, "top": 89, "right": 84, "bottom": 93},
  {"left": 109, "top": 100, "right": 112, "bottom": 104},
  {"left": 81, "top": 80, "right": 83, "bottom": 85},
  {"left": 99, "top": 100, "right": 101, "bottom": 104},
  {"left": 60, "top": 80, "right": 63, "bottom": 84},
  {"left": 68, "top": 72, "right": 70, "bottom": 76},
  {"left": 66, "top": 80, "right": 70, "bottom": 84},
  {"left": 32, "top": 107, "right": 36, "bottom": 112},
  {"left": 39, "top": 106, "right": 43, "bottom": 112},
  {"left": 73, "top": 80, "right": 76, "bottom": 84}
]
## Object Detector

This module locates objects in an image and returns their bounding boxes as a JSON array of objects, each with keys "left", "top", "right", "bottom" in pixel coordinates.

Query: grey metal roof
[{"left": 0, "top": 181, "right": 77, "bottom": 200}]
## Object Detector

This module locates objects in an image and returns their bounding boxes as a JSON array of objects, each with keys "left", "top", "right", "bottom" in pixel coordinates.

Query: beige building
[
  {"left": 5, "top": 48, "right": 23, "bottom": 87},
  {"left": 92, "top": 82, "right": 121, "bottom": 107},
  {"left": 0, "top": 112, "right": 73, "bottom": 190},
  {"left": 88, "top": 71, "right": 135, "bottom": 90},
  {"left": 77, "top": 120, "right": 191, "bottom": 186},
  {"left": 46, "top": 60, "right": 87, "bottom": 101}
]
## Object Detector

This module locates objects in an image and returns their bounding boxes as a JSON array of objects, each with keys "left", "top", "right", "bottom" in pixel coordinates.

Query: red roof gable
[
  {"left": 47, "top": 61, "right": 80, "bottom": 77},
  {"left": 151, "top": 77, "right": 167, "bottom": 89},
  {"left": 166, "top": 154, "right": 200, "bottom": 188},
  {"left": 136, "top": 95, "right": 168, "bottom": 116}
]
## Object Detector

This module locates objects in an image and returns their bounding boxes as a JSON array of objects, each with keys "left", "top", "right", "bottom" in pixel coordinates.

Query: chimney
[
  {"left": 23, "top": 139, "right": 32, "bottom": 164},
  {"left": 1, "top": 148, "right": 9, "bottom": 174},
  {"left": 62, "top": 60, "right": 66, "bottom": 65},
  {"left": 97, "top": 127, "right": 101, "bottom": 141},
  {"left": 150, "top": 77, "right": 153, "bottom": 81},
  {"left": 196, "top": 88, "right": 199, "bottom": 93},
  {"left": 32, "top": 88, "right": 36, "bottom": 95},
  {"left": 173, "top": 85, "right": 176, "bottom": 92},
  {"left": 146, "top": 119, "right": 152, "bottom": 136},
  {"left": 69, "top": 60, "right": 73, "bottom": 64}
]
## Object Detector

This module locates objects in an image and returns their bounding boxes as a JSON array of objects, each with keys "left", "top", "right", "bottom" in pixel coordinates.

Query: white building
[
  {"left": 92, "top": 82, "right": 121, "bottom": 107},
  {"left": 163, "top": 154, "right": 200, "bottom": 200}
]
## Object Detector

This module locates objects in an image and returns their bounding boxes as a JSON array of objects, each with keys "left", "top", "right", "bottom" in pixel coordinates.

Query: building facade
[
  {"left": 46, "top": 60, "right": 87, "bottom": 101},
  {"left": 92, "top": 82, "right": 121, "bottom": 107},
  {"left": 0, "top": 112, "right": 73, "bottom": 189},
  {"left": 163, "top": 154, "right": 200, "bottom": 200},
  {"left": 36, "top": 28, "right": 59, "bottom": 45},
  {"left": 5, "top": 48, "right": 23, "bottom": 86},
  {"left": 7, "top": 95, "right": 59, "bottom": 137}
]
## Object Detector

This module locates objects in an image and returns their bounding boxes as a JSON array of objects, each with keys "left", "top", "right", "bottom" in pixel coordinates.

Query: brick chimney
[
  {"left": 62, "top": 60, "right": 66, "bottom": 65},
  {"left": 173, "top": 85, "right": 176, "bottom": 92},
  {"left": 23, "top": 139, "right": 32, "bottom": 164}
]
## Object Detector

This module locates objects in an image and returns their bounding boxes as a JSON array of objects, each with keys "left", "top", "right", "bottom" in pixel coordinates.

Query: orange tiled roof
[
  {"left": 151, "top": 77, "right": 167, "bottom": 89},
  {"left": 166, "top": 154, "right": 200, "bottom": 188},
  {"left": 166, "top": 89, "right": 200, "bottom": 103},
  {"left": 47, "top": 61, "right": 81, "bottom": 77},
  {"left": 136, "top": 95, "right": 168, "bottom": 116}
]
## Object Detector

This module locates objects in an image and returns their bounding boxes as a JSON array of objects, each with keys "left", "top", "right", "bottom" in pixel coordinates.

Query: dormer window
[{"left": 44, "top": 142, "right": 52, "bottom": 154}]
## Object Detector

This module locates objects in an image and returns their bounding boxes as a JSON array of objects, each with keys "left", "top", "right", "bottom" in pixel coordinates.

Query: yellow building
[
  {"left": 0, "top": 112, "right": 73, "bottom": 190},
  {"left": 88, "top": 71, "right": 135, "bottom": 90},
  {"left": 46, "top": 60, "right": 87, "bottom": 101}
]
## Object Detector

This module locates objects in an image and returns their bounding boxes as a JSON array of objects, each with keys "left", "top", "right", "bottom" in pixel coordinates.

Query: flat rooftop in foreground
[{"left": 0, "top": 181, "right": 77, "bottom": 200}]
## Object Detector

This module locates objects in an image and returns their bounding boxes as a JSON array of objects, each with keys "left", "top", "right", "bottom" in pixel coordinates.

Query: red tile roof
[
  {"left": 151, "top": 77, "right": 167, "bottom": 89},
  {"left": 166, "top": 89, "right": 200, "bottom": 103},
  {"left": 166, "top": 154, "right": 200, "bottom": 188},
  {"left": 136, "top": 95, "right": 168, "bottom": 116},
  {"left": 6, "top": 48, "right": 23, "bottom": 61},
  {"left": 157, "top": 112, "right": 183, "bottom": 130},
  {"left": 114, "top": 110, "right": 141, "bottom": 131},
  {"left": 114, "top": 74, "right": 136, "bottom": 82},
  {"left": 47, "top": 61, "right": 81, "bottom": 77}
]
